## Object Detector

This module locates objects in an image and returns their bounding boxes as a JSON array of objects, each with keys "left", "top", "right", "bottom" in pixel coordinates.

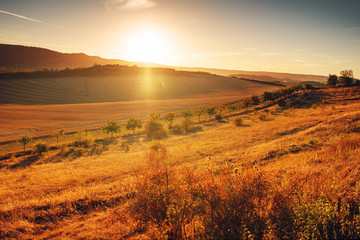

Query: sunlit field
[
  {"left": 0, "top": 67, "right": 280, "bottom": 142},
  {"left": 1, "top": 86, "right": 359, "bottom": 239},
  {"left": 1, "top": 0, "right": 360, "bottom": 238}
]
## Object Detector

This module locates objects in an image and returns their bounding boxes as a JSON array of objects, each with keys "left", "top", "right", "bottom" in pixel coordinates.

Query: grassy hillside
[{"left": 0, "top": 86, "right": 359, "bottom": 239}]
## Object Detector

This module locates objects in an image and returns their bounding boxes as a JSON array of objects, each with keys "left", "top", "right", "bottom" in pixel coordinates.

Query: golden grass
[{"left": 0, "top": 87, "right": 359, "bottom": 238}]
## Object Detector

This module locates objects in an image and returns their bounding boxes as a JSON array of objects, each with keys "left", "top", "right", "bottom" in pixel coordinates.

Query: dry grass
[{"left": 0, "top": 87, "right": 360, "bottom": 238}]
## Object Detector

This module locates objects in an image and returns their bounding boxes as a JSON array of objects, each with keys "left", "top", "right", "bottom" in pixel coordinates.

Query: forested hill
[{"left": 0, "top": 44, "right": 130, "bottom": 71}]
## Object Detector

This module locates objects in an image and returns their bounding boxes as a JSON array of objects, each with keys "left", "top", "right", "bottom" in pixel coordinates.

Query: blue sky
[{"left": 0, "top": 0, "right": 359, "bottom": 76}]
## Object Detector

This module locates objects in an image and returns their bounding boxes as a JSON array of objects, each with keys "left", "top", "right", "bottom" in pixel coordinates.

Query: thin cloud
[
  {"left": 0, "top": 9, "right": 43, "bottom": 23},
  {"left": 102, "top": 0, "right": 157, "bottom": 11}
]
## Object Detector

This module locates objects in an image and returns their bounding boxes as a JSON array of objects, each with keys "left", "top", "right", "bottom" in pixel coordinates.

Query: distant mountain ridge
[{"left": 0, "top": 44, "right": 131, "bottom": 71}]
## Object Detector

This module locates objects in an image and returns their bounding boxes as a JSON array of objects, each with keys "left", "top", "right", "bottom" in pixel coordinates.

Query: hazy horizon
[{"left": 1, "top": 0, "right": 359, "bottom": 77}]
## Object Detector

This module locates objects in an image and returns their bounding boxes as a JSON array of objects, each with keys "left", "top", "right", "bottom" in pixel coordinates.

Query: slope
[{"left": 0, "top": 86, "right": 359, "bottom": 239}]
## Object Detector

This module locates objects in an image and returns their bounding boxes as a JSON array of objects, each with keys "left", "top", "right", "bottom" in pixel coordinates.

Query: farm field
[
  {"left": 1, "top": 86, "right": 359, "bottom": 239},
  {"left": 0, "top": 70, "right": 280, "bottom": 143}
]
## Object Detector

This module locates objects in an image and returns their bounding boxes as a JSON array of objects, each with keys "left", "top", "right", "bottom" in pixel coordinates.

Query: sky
[{"left": 0, "top": 0, "right": 360, "bottom": 77}]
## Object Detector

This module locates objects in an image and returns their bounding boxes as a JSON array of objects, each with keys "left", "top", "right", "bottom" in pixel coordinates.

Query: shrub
[
  {"left": 304, "top": 84, "right": 315, "bottom": 90},
  {"left": 215, "top": 114, "right": 223, "bottom": 122},
  {"left": 227, "top": 104, "right": 238, "bottom": 113},
  {"left": 243, "top": 97, "right": 253, "bottom": 108},
  {"left": 130, "top": 166, "right": 202, "bottom": 239},
  {"left": 90, "top": 143, "right": 104, "bottom": 155},
  {"left": 258, "top": 113, "right": 270, "bottom": 121},
  {"left": 251, "top": 95, "right": 260, "bottom": 105},
  {"left": 73, "top": 131, "right": 93, "bottom": 148},
  {"left": 145, "top": 120, "right": 168, "bottom": 139},
  {"left": 149, "top": 112, "right": 161, "bottom": 122},
  {"left": 164, "top": 112, "right": 175, "bottom": 128},
  {"left": 182, "top": 109, "right": 193, "bottom": 120},
  {"left": 277, "top": 98, "right": 287, "bottom": 107},
  {"left": 263, "top": 91, "right": 275, "bottom": 102},
  {"left": 207, "top": 107, "right": 216, "bottom": 120},
  {"left": 194, "top": 107, "right": 206, "bottom": 122},
  {"left": 33, "top": 141, "right": 47, "bottom": 154},
  {"left": 233, "top": 117, "right": 243, "bottom": 126},
  {"left": 147, "top": 141, "right": 167, "bottom": 167}
]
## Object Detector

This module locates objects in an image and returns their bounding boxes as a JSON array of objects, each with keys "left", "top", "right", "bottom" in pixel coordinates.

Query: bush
[
  {"left": 258, "top": 113, "right": 271, "bottom": 121},
  {"left": 145, "top": 120, "right": 168, "bottom": 139},
  {"left": 164, "top": 112, "right": 175, "bottom": 128},
  {"left": 277, "top": 98, "right": 287, "bottom": 107},
  {"left": 130, "top": 166, "right": 202, "bottom": 239},
  {"left": 233, "top": 117, "right": 244, "bottom": 126},
  {"left": 207, "top": 107, "right": 216, "bottom": 120},
  {"left": 215, "top": 114, "right": 223, "bottom": 122},
  {"left": 73, "top": 131, "right": 93, "bottom": 148},
  {"left": 147, "top": 141, "right": 167, "bottom": 167},
  {"left": 90, "top": 143, "right": 104, "bottom": 155},
  {"left": 33, "top": 141, "right": 48, "bottom": 154}
]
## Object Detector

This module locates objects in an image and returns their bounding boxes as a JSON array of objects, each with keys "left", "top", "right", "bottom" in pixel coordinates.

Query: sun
[{"left": 125, "top": 28, "right": 171, "bottom": 64}]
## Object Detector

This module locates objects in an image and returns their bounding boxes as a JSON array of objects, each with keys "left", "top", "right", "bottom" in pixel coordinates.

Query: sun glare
[{"left": 126, "top": 29, "right": 171, "bottom": 64}]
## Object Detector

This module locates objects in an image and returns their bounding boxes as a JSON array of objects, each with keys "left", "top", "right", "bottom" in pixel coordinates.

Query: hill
[
  {"left": 176, "top": 66, "right": 328, "bottom": 85},
  {"left": 0, "top": 86, "right": 359, "bottom": 239},
  {"left": 0, "top": 44, "right": 327, "bottom": 85},
  {"left": 0, "top": 65, "right": 281, "bottom": 105},
  {"left": 0, "top": 44, "right": 131, "bottom": 71}
]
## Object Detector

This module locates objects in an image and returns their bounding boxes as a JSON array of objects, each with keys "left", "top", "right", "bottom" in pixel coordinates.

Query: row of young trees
[{"left": 15, "top": 84, "right": 310, "bottom": 153}]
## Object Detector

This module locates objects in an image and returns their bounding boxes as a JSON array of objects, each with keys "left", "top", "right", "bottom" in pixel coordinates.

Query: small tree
[
  {"left": 207, "top": 107, "right": 216, "bottom": 120},
  {"left": 126, "top": 117, "right": 142, "bottom": 135},
  {"left": 327, "top": 74, "right": 338, "bottom": 87},
  {"left": 182, "top": 109, "right": 193, "bottom": 120},
  {"left": 53, "top": 129, "right": 65, "bottom": 145},
  {"left": 17, "top": 135, "right": 32, "bottom": 152},
  {"left": 182, "top": 110, "right": 193, "bottom": 133},
  {"left": 339, "top": 69, "right": 354, "bottom": 87},
  {"left": 164, "top": 112, "right": 175, "bottom": 128},
  {"left": 102, "top": 120, "right": 121, "bottom": 138},
  {"left": 194, "top": 107, "right": 206, "bottom": 122}
]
